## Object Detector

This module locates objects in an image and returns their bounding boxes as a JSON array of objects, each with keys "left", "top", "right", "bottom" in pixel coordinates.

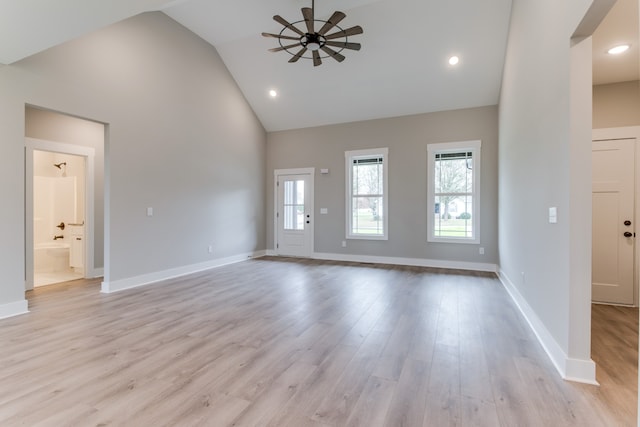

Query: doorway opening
[
  {"left": 590, "top": 127, "right": 640, "bottom": 424},
  {"left": 32, "top": 150, "right": 86, "bottom": 287},
  {"left": 274, "top": 168, "right": 315, "bottom": 257},
  {"left": 24, "top": 106, "right": 106, "bottom": 292},
  {"left": 588, "top": 0, "right": 639, "bottom": 422}
]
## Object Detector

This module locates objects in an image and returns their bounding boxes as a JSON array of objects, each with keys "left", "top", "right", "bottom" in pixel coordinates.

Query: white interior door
[
  {"left": 592, "top": 138, "right": 635, "bottom": 305},
  {"left": 275, "top": 171, "right": 314, "bottom": 257}
]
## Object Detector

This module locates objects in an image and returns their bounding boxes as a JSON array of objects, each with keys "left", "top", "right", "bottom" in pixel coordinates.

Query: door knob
[
  {"left": 624, "top": 231, "right": 633, "bottom": 238},
  {"left": 624, "top": 220, "right": 632, "bottom": 226}
]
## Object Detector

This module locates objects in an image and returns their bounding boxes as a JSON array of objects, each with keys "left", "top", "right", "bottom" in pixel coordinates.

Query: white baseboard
[
  {"left": 101, "top": 250, "right": 266, "bottom": 294},
  {"left": 265, "top": 250, "right": 497, "bottom": 273},
  {"left": 0, "top": 299, "right": 29, "bottom": 320},
  {"left": 565, "top": 357, "right": 597, "bottom": 384},
  {"left": 313, "top": 252, "right": 497, "bottom": 272},
  {"left": 498, "top": 269, "right": 597, "bottom": 385},
  {"left": 90, "top": 267, "right": 104, "bottom": 278}
]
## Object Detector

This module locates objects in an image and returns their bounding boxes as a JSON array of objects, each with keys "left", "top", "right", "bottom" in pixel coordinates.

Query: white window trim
[
  {"left": 345, "top": 147, "right": 389, "bottom": 240},
  {"left": 427, "top": 140, "right": 481, "bottom": 244}
]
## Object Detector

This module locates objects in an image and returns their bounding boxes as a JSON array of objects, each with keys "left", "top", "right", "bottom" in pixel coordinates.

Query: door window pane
[{"left": 283, "top": 180, "right": 305, "bottom": 230}]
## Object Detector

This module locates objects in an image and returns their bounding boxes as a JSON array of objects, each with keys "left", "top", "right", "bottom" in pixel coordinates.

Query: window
[
  {"left": 427, "top": 140, "right": 481, "bottom": 243},
  {"left": 283, "top": 179, "right": 305, "bottom": 230},
  {"left": 346, "top": 148, "right": 388, "bottom": 239}
]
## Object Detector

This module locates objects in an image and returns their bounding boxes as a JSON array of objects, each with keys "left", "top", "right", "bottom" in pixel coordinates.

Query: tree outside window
[
  {"left": 428, "top": 141, "right": 481, "bottom": 244},
  {"left": 346, "top": 148, "right": 388, "bottom": 240}
]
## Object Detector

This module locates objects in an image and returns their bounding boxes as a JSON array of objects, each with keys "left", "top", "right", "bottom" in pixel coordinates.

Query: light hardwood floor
[
  {"left": 590, "top": 303, "right": 638, "bottom": 425},
  {"left": 0, "top": 257, "right": 635, "bottom": 426}
]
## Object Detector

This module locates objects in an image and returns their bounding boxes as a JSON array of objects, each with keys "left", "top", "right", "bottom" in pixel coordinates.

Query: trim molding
[
  {"left": 0, "top": 299, "right": 29, "bottom": 320},
  {"left": 91, "top": 267, "right": 104, "bottom": 278},
  {"left": 265, "top": 250, "right": 497, "bottom": 273},
  {"left": 592, "top": 126, "right": 640, "bottom": 141},
  {"left": 101, "top": 250, "right": 267, "bottom": 293},
  {"left": 314, "top": 252, "right": 497, "bottom": 272},
  {"left": 498, "top": 269, "right": 598, "bottom": 385}
]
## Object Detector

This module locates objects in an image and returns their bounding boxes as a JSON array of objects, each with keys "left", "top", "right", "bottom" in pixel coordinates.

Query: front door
[
  {"left": 592, "top": 138, "right": 636, "bottom": 305},
  {"left": 275, "top": 171, "right": 313, "bottom": 257}
]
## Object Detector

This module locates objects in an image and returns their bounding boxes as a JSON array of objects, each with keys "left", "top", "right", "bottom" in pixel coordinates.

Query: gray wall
[
  {"left": 499, "top": 0, "right": 601, "bottom": 368},
  {"left": 0, "top": 12, "right": 266, "bottom": 307},
  {"left": 25, "top": 107, "right": 106, "bottom": 269},
  {"left": 593, "top": 80, "right": 640, "bottom": 128},
  {"left": 267, "top": 106, "right": 498, "bottom": 264}
]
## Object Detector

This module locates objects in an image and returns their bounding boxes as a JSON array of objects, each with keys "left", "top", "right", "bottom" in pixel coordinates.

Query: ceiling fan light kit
[{"left": 262, "top": 0, "right": 363, "bottom": 66}]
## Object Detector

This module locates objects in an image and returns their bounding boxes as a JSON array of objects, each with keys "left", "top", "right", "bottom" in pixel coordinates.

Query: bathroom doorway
[
  {"left": 32, "top": 150, "right": 86, "bottom": 287},
  {"left": 24, "top": 106, "right": 105, "bottom": 292},
  {"left": 25, "top": 140, "right": 96, "bottom": 290}
]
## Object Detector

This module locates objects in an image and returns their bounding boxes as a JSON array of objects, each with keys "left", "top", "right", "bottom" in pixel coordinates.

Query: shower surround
[{"left": 33, "top": 150, "right": 85, "bottom": 286}]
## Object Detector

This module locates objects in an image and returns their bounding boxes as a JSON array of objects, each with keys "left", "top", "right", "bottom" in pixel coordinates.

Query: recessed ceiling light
[
  {"left": 449, "top": 56, "right": 460, "bottom": 66},
  {"left": 608, "top": 44, "right": 630, "bottom": 55},
  {"left": 269, "top": 89, "right": 278, "bottom": 98}
]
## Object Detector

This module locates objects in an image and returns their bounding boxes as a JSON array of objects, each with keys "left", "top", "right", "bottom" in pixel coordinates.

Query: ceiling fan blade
[
  {"left": 289, "top": 47, "right": 308, "bottom": 63},
  {"left": 318, "top": 11, "right": 346, "bottom": 35},
  {"left": 273, "top": 15, "right": 305, "bottom": 36},
  {"left": 269, "top": 42, "right": 302, "bottom": 53},
  {"left": 312, "top": 50, "right": 322, "bottom": 67},
  {"left": 325, "top": 25, "right": 364, "bottom": 40},
  {"left": 325, "top": 41, "right": 361, "bottom": 51},
  {"left": 301, "top": 7, "right": 315, "bottom": 33},
  {"left": 262, "top": 32, "right": 301, "bottom": 41},
  {"left": 320, "top": 46, "right": 345, "bottom": 62}
]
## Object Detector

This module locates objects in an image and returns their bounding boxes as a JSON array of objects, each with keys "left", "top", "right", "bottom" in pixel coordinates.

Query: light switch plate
[
  {"left": 548, "top": 207, "right": 557, "bottom": 223},
  {"left": 320, "top": 208, "right": 328, "bottom": 214}
]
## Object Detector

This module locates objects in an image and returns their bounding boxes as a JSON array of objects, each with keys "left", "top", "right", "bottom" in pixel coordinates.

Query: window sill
[
  {"left": 347, "top": 235, "right": 388, "bottom": 241},
  {"left": 428, "top": 237, "right": 479, "bottom": 244}
]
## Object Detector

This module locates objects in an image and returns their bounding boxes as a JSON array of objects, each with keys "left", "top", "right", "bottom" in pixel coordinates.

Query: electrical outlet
[
  {"left": 548, "top": 207, "right": 557, "bottom": 223},
  {"left": 479, "top": 247, "right": 484, "bottom": 255},
  {"left": 341, "top": 241, "right": 347, "bottom": 248},
  {"left": 521, "top": 272, "right": 525, "bottom": 284},
  {"left": 208, "top": 245, "right": 213, "bottom": 254}
]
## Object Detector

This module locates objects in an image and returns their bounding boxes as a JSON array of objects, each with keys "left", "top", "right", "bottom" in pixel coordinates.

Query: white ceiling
[
  {"left": 164, "top": 0, "right": 513, "bottom": 131},
  {"left": 592, "top": 0, "right": 639, "bottom": 85},
  {"left": 0, "top": 0, "right": 637, "bottom": 132},
  {"left": 0, "top": 0, "right": 179, "bottom": 64}
]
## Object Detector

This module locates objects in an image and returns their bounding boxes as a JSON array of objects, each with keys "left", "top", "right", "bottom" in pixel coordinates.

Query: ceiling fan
[{"left": 262, "top": 0, "right": 363, "bottom": 67}]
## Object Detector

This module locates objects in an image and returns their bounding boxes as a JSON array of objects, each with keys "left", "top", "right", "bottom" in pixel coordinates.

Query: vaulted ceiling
[{"left": 0, "top": 0, "right": 637, "bottom": 131}]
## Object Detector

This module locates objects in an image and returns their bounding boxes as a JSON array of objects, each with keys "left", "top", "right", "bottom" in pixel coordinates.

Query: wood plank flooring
[
  {"left": 590, "top": 303, "right": 638, "bottom": 425},
  {"left": 0, "top": 257, "right": 634, "bottom": 426}
]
